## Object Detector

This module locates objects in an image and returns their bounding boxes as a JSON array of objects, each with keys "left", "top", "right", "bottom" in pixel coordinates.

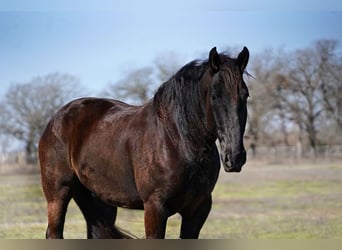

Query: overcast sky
[{"left": 1, "top": 1, "right": 342, "bottom": 97}]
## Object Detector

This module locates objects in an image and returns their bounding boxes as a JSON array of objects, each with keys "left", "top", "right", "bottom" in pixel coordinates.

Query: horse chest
[
  {"left": 185, "top": 163, "right": 216, "bottom": 193},
  {"left": 157, "top": 162, "right": 218, "bottom": 213},
  {"left": 163, "top": 149, "right": 220, "bottom": 203}
]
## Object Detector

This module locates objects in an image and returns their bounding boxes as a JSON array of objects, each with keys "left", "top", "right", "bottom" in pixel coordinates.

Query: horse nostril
[
  {"left": 225, "top": 153, "right": 232, "bottom": 167},
  {"left": 224, "top": 153, "right": 228, "bottom": 162}
]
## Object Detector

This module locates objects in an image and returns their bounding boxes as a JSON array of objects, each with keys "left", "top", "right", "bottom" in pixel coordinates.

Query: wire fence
[
  {"left": 1, "top": 145, "right": 342, "bottom": 174},
  {"left": 0, "top": 151, "right": 37, "bottom": 175},
  {"left": 247, "top": 145, "right": 342, "bottom": 163}
]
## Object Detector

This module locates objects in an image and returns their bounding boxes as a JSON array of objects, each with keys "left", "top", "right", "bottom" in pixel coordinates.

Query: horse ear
[
  {"left": 237, "top": 46, "right": 249, "bottom": 71},
  {"left": 209, "top": 47, "right": 220, "bottom": 73}
]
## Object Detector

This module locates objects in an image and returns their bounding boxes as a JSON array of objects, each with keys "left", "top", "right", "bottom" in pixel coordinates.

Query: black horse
[{"left": 39, "top": 46, "right": 250, "bottom": 239}]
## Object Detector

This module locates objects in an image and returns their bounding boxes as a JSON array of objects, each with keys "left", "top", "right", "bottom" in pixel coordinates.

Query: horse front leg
[
  {"left": 143, "top": 199, "right": 168, "bottom": 239},
  {"left": 179, "top": 196, "right": 212, "bottom": 239}
]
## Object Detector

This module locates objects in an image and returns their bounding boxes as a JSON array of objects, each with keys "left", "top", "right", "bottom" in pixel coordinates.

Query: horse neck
[
  {"left": 200, "top": 71, "right": 217, "bottom": 140},
  {"left": 154, "top": 75, "right": 217, "bottom": 161}
]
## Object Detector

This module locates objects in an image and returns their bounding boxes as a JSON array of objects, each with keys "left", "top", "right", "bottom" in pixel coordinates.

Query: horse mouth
[
  {"left": 222, "top": 151, "right": 246, "bottom": 172},
  {"left": 223, "top": 161, "right": 242, "bottom": 172},
  {"left": 224, "top": 166, "right": 242, "bottom": 172}
]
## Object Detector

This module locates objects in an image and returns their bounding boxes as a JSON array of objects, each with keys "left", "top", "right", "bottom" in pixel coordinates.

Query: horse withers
[{"left": 39, "top": 46, "right": 250, "bottom": 239}]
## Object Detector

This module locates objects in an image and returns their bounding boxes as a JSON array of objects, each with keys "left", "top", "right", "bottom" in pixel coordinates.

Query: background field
[{"left": 0, "top": 160, "right": 341, "bottom": 239}]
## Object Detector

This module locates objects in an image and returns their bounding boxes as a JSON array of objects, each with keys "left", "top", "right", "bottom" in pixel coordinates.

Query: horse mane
[
  {"left": 153, "top": 54, "right": 233, "bottom": 161},
  {"left": 153, "top": 53, "right": 234, "bottom": 119},
  {"left": 153, "top": 59, "right": 208, "bottom": 107}
]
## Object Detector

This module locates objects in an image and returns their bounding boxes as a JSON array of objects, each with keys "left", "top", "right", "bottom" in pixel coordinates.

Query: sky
[
  {"left": 0, "top": 0, "right": 342, "bottom": 151},
  {"left": 1, "top": 1, "right": 342, "bottom": 98}
]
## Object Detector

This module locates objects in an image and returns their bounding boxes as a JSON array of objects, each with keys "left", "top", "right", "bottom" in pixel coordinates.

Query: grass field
[{"left": 0, "top": 160, "right": 341, "bottom": 239}]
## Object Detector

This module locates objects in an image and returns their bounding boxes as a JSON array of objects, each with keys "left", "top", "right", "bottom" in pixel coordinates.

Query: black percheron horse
[{"left": 39, "top": 46, "right": 250, "bottom": 239}]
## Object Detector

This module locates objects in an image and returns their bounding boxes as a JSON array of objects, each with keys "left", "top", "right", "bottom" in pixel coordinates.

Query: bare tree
[
  {"left": 103, "top": 67, "right": 155, "bottom": 105},
  {"left": 246, "top": 48, "right": 285, "bottom": 154},
  {"left": 104, "top": 52, "right": 184, "bottom": 105},
  {"left": 317, "top": 40, "right": 342, "bottom": 130},
  {"left": 0, "top": 72, "right": 84, "bottom": 163},
  {"left": 271, "top": 41, "right": 342, "bottom": 156},
  {"left": 153, "top": 51, "right": 184, "bottom": 82}
]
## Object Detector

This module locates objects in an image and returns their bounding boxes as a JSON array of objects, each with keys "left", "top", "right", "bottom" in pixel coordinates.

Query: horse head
[{"left": 207, "top": 47, "right": 249, "bottom": 172}]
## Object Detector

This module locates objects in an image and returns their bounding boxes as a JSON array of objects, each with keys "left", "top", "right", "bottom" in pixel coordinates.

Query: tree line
[
  {"left": 247, "top": 40, "right": 341, "bottom": 157},
  {"left": 0, "top": 39, "right": 341, "bottom": 163}
]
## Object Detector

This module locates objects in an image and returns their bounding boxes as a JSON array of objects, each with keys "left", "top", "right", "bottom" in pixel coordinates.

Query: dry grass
[{"left": 0, "top": 160, "right": 341, "bottom": 239}]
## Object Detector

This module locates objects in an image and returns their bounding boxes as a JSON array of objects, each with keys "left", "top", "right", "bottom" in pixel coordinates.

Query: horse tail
[{"left": 113, "top": 225, "right": 140, "bottom": 239}]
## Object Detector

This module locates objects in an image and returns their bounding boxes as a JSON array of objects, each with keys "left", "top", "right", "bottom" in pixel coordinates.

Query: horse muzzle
[{"left": 222, "top": 149, "right": 246, "bottom": 172}]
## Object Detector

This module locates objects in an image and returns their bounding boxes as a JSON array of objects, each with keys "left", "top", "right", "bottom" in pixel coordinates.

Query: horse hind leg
[
  {"left": 71, "top": 179, "right": 134, "bottom": 239},
  {"left": 39, "top": 134, "right": 134, "bottom": 238},
  {"left": 39, "top": 126, "right": 75, "bottom": 238},
  {"left": 42, "top": 170, "right": 73, "bottom": 239},
  {"left": 45, "top": 195, "right": 72, "bottom": 239}
]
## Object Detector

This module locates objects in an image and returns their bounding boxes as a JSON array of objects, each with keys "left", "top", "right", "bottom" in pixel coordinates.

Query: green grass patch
[
  {"left": 213, "top": 180, "right": 342, "bottom": 199},
  {"left": 1, "top": 162, "right": 342, "bottom": 239}
]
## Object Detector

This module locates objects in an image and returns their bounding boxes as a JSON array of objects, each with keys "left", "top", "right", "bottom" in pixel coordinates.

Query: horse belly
[{"left": 72, "top": 146, "right": 143, "bottom": 209}]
